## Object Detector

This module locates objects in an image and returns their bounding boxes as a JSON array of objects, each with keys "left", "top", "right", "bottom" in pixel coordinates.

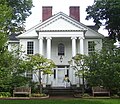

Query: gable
[
  {"left": 36, "top": 12, "right": 87, "bottom": 31},
  {"left": 38, "top": 17, "right": 85, "bottom": 31}
]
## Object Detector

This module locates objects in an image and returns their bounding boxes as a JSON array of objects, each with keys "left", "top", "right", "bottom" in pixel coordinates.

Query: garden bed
[{"left": 0, "top": 95, "right": 49, "bottom": 100}]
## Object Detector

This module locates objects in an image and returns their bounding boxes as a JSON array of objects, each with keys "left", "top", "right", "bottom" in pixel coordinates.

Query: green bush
[
  {"left": 82, "top": 93, "right": 90, "bottom": 97},
  {"left": 31, "top": 93, "right": 47, "bottom": 97},
  {"left": 0, "top": 92, "right": 11, "bottom": 97}
]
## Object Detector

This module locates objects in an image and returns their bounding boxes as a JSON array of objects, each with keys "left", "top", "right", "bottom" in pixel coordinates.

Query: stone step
[{"left": 43, "top": 87, "right": 79, "bottom": 95}]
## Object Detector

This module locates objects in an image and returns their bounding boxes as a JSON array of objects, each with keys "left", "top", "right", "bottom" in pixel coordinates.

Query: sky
[{"left": 25, "top": 0, "right": 108, "bottom": 36}]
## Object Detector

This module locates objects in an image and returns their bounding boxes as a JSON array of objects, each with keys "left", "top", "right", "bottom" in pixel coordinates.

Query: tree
[
  {"left": 10, "top": 46, "right": 31, "bottom": 88},
  {"left": 0, "top": 2, "right": 12, "bottom": 51},
  {"left": 0, "top": 1, "right": 33, "bottom": 92},
  {"left": 0, "top": 2, "right": 12, "bottom": 91},
  {"left": 86, "top": 0, "right": 120, "bottom": 41},
  {"left": 85, "top": 39, "right": 120, "bottom": 94},
  {"left": 0, "top": 0, "right": 33, "bottom": 33},
  {"left": 0, "top": 45, "right": 31, "bottom": 92},
  {"left": 26, "top": 54, "right": 56, "bottom": 94},
  {"left": 69, "top": 54, "right": 88, "bottom": 94}
]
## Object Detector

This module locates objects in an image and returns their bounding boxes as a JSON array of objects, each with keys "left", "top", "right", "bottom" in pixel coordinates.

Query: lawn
[{"left": 0, "top": 99, "right": 120, "bottom": 104}]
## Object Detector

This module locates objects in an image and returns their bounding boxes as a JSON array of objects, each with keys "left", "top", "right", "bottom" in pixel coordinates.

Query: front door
[{"left": 57, "top": 68, "right": 65, "bottom": 87}]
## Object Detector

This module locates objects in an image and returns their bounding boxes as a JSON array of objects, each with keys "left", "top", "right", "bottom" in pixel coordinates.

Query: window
[
  {"left": 88, "top": 41, "right": 95, "bottom": 54},
  {"left": 27, "top": 41, "right": 34, "bottom": 54},
  {"left": 26, "top": 71, "right": 33, "bottom": 80},
  {"left": 67, "top": 69, "right": 69, "bottom": 77},
  {"left": 54, "top": 69, "right": 56, "bottom": 79},
  {"left": 58, "top": 43, "right": 65, "bottom": 55}
]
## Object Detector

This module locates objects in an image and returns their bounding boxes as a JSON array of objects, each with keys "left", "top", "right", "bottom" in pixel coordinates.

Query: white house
[{"left": 9, "top": 6, "right": 104, "bottom": 87}]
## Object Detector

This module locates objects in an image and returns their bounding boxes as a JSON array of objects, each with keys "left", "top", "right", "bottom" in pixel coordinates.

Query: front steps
[{"left": 43, "top": 87, "right": 82, "bottom": 96}]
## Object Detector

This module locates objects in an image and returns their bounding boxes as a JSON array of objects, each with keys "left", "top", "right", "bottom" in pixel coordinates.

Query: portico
[
  {"left": 37, "top": 33, "right": 85, "bottom": 87},
  {"left": 38, "top": 32, "right": 85, "bottom": 60}
]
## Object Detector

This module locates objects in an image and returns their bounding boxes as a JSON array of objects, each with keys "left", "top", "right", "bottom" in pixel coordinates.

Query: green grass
[{"left": 0, "top": 99, "right": 120, "bottom": 104}]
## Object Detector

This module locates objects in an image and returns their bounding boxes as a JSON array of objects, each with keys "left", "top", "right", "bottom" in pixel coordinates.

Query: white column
[
  {"left": 38, "top": 37, "right": 43, "bottom": 55},
  {"left": 46, "top": 37, "right": 52, "bottom": 59},
  {"left": 79, "top": 37, "right": 84, "bottom": 54},
  {"left": 71, "top": 37, "right": 77, "bottom": 57},
  {"left": 71, "top": 37, "right": 77, "bottom": 85}
]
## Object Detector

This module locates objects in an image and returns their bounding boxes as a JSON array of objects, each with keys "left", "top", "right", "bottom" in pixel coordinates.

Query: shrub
[
  {"left": 82, "top": 93, "right": 90, "bottom": 97},
  {"left": 31, "top": 93, "right": 47, "bottom": 97},
  {"left": 0, "top": 92, "right": 11, "bottom": 97}
]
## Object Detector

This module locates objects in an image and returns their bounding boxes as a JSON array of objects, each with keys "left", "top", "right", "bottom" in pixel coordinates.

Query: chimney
[
  {"left": 69, "top": 6, "right": 80, "bottom": 22},
  {"left": 42, "top": 6, "right": 52, "bottom": 22}
]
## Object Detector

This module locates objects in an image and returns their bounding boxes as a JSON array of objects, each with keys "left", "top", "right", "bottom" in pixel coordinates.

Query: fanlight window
[{"left": 58, "top": 43, "right": 65, "bottom": 56}]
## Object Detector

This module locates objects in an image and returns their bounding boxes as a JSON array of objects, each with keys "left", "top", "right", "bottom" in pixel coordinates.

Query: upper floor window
[
  {"left": 26, "top": 71, "right": 33, "bottom": 80},
  {"left": 88, "top": 41, "right": 95, "bottom": 54},
  {"left": 58, "top": 43, "right": 65, "bottom": 56},
  {"left": 27, "top": 41, "right": 34, "bottom": 54}
]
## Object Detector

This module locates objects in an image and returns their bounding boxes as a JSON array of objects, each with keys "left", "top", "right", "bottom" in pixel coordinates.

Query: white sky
[{"left": 25, "top": 0, "right": 108, "bottom": 36}]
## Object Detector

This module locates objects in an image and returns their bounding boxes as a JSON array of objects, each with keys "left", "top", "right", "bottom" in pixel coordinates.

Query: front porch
[{"left": 41, "top": 65, "right": 81, "bottom": 87}]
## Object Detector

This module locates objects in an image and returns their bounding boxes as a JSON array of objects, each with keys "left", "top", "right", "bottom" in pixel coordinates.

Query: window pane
[
  {"left": 88, "top": 41, "right": 95, "bottom": 54},
  {"left": 27, "top": 41, "right": 34, "bottom": 54},
  {"left": 58, "top": 43, "right": 65, "bottom": 55},
  {"left": 26, "top": 71, "right": 33, "bottom": 80},
  {"left": 54, "top": 69, "right": 56, "bottom": 79}
]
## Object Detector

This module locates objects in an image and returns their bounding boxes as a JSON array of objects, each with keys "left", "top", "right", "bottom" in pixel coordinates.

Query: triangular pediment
[
  {"left": 17, "top": 12, "right": 104, "bottom": 39},
  {"left": 36, "top": 12, "right": 87, "bottom": 31}
]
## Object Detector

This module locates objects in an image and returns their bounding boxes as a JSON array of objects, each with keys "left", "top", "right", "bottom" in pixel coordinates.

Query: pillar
[
  {"left": 71, "top": 37, "right": 77, "bottom": 57},
  {"left": 79, "top": 37, "right": 84, "bottom": 54},
  {"left": 46, "top": 37, "right": 52, "bottom": 59},
  {"left": 38, "top": 37, "right": 43, "bottom": 55}
]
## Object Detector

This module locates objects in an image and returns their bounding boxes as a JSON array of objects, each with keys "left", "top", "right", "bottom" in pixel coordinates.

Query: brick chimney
[
  {"left": 69, "top": 6, "right": 80, "bottom": 22},
  {"left": 42, "top": 6, "right": 52, "bottom": 22}
]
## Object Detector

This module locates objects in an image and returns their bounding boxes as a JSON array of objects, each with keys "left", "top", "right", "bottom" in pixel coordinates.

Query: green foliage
[
  {"left": 0, "top": 51, "right": 14, "bottom": 91},
  {"left": 0, "top": 92, "right": 11, "bottom": 97},
  {"left": 0, "top": 0, "right": 33, "bottom": 33},
  {"left": 86, "top": 0, "right": 120, "bottom": 41},
  {"left": 0, "top": 0, "right": 33, "bottom": 93},
  {"left": 69, "top": 54, "right": 88, "bottom": 78},
  {"left": 85, "top": 39, "right": 120, "bottom": 93},
  {"left": 26, "top": 54, "right": 56, "bottom": 93},
  {"left": 82, "top": 93, "right": 90, "bottom": 97},
  {"left": 69, "top": 54, "right": 88, "bottom": 94},
  {"left": 26, "top": 54, "right": 56, "bottom": 73},
  {"left": 0, "top": 46, "right": 31, "bottom": 92},
  {"left": 0, "top": 3, "right": 12, "bottom": 51},
  {"left": 31, "top": 93, "right": 47, "bottom": 97}
]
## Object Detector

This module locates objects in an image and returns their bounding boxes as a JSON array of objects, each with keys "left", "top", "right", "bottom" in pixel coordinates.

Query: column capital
[
  {"left": 38, "top": 36, "right": 43, "bottom": 40},
  {"left": 46, "top": 37, "right": 52, "bottom": 40},
  {"left": 71, "top": 37, "right": 77, "bottom": 40},
  {"left": 79, "top": 36, "right": 85, "bottom": 40}
]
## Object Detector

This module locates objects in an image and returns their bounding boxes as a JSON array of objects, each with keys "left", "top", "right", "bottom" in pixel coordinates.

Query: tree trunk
[
  {"left": 82, "top": 74, "right": 85, "bottom": 95},
  {"left": 38, "top": 69, "right": 42, "bottom": 94},
  {"left": 78, "top": 76, "right": 81, "bottom": 88},
  {"left": 46, "top": 74, "right": 48, "bottom": 85}
]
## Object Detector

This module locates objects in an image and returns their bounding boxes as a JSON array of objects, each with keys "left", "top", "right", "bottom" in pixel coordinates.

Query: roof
[
  {"left": 16, "top": 12, "right": 104, "bottom": 39},
  {"left": 9, "top": 33, "right": 20, "bottom": 41},
  {"left": 87, "top": 25, "right": 99, "bottom": 32}
]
